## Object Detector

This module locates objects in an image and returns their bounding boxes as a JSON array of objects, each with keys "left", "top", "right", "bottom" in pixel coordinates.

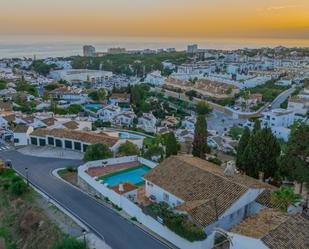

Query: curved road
[{"left": 0, "top": 150, "right": 169, "bottom": 249}]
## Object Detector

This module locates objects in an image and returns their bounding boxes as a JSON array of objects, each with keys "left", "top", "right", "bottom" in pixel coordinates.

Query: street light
[
  {"left": 82, "top": 229, "right": 87, "bottom": 246},
  {"left": 25, "top": 167, "right": 29, "bottom": 186}
]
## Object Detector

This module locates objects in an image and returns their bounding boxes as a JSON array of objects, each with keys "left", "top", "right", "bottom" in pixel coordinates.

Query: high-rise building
[
  {"left": 83, "top": 45, "right": 96, "bottom": 57},
  {"left": 107, "top": 47, "right": 126, "bottom": 54},
  {"left": 187, "top": 44, "right": 198, "bottom": 53}
]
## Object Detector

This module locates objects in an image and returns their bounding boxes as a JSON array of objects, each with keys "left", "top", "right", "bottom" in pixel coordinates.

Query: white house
[
  {"left": 227, "top": 208, "right": 309, "bottom": 249},
  {"left": 144, "top": 71, "right": 166, "bottom": 86},
  {"left": 112, "top": 111, "right": 136, "bottom": 127},
  {"left": 288, "top": 97, "right": 309, "bottom": 116},
  {"left": 99, "top": 105, "right": 121, "bottom": 122},
  {"left": 137, "top": 113, "right": 157, "bottom": 133},
  {"left": 143, "top": 156, "right": 274, "bottom": 234},
  {"left": 13, "top": 125, "right": 34, "bottom": 146},
  {"left": 181, "top": 116, "right": 196, "bottom": 131},
  {"left": 261, "top": 108, "right": 295, "bottom": 128}
]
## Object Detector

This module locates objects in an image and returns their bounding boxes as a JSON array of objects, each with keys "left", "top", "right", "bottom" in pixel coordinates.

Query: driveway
[{"left": 0, "top": 150, "right": 169, "bottom": 249}]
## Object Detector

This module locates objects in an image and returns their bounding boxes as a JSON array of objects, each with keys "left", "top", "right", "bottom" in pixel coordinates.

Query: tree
[
  {"left": 271, "top": 187, "right": 302, "bottom": 212},
  {"left": 252, "top": 119, "right": 261, "bottom": 134},
  {"left": 83, "top": 143, "right": 113, "bottom": 161},
  {"left": 243, "top": 128, "right": 280, "bottom": 179},
  {"left": 192, "top": 115, "right": 209, "bottom": 159},
  {"left": 52, "top": 237, "right": 88, "bottom": 249},
  {"left": 88, "top": 89, "right": 106, "bottom": 103},
  {"left": 236, "top": 126, "right": 250, "bottom": 172},
  {"left": 196, "top": 101, "right": 212, "bottom": 116},
  {"left": 118, "top": 141, "right": 140, "bottom": 156},
  {"left": 279, "top": 124, "right": 309, "bottom": 193},
  {"left": 164, "top": 132, "right": 179, "bottom": 158}
]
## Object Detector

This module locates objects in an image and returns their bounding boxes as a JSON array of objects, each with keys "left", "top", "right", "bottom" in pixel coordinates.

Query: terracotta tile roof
[
  {"left": 232, "top": 208, "right": 309, "bottom": 249},
  {"left": 288, "top": 97, "right": 309, "bottom": 104},
  {"left": 31, "top": 128, "right": 119, "bottom": 147},
  {"left": 63, "top": 120, "right": 79, "bottom": 130},
  {"left": 262, "top": 212, "right": 309, "bottom": 249},
  {"left": 41, "top": 117, "right": 56, "bottom": 126},
  {"left": 144, "top": 155, "right": 273, "bottom": 227},
  {"left": 0, "top": 101, "right": 13, "bottom": 111},
  {"left": 13, "top": 124, "right": 30, "bottom": 133},
  {"left": 255, "top": 189, "right": 281, "bottom": 209},
  {"left": 110, "top": 182, "right": 138, "bottom": 195},
  {"left": 3, "top": 114, "right": 16, "bottom": 122}
]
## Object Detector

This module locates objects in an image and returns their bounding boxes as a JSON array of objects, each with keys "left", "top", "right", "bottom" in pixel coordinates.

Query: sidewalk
[{"left": 17, "top": 145, "right": 84, "bottom": 160}]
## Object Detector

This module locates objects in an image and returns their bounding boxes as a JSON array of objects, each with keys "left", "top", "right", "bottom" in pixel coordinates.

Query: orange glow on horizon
[{"left": 0, "top": 0, "right": 309, "bottom": 39}]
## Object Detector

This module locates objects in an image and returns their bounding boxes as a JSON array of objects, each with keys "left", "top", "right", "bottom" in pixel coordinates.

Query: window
[
  {"left": 55, "top": 139, "right": 62, "bottom": 148},
  {"left": 14, "top": 138, "right": 19, "bottom": 143},
  {"left": 65, "top": 140, "right": 72, "bottom": 149},
  {"left": 83, "top": 144, "right": 88, "bottom": 152},
  {"left": 39, "top": 139, "right": 46, "bottom": 146},
  {"left": 163, "top": 193, "right": 169, "bottom": 202},
  {"left": 30, "top": 137, "right": 38, "bottom": 145},
  {"left": 74, "top": 142, "right": 81, "bottom": 151},
  {"left": 48, "top": 137, "right": 54, "bottom": 145}
]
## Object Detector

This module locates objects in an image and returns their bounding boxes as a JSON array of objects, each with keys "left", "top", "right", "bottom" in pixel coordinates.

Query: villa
[
  {"left": 143, "top": 155, "right": 276, "bottom": 234},
  {"left": 137, "top": 113, "right": 157, "bottom": 133}
]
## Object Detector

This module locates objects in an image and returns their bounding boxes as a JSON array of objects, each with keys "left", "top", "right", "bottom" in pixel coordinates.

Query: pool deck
[{"left": 86, "top": 161, "right": 141, "bottom": 177}]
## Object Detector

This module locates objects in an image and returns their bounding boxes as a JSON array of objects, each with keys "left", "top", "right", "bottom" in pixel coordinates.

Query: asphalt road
[
  {"left": 0, "top": 150, "right": 169, "bottom": 249},
  {"left": 270, "top": 86, "right": 296, "bottom": 109}
]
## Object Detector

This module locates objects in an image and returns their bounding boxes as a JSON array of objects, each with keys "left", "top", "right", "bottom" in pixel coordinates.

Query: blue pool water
[
  {"left": 102, "top": 165, "right": 151, "bottom": 186},
  {"left": 119, "top": 133, "right": 143, "bottom": 139},
  {"left": 83, "top": 103, "right": 103, "bottom": 110}
]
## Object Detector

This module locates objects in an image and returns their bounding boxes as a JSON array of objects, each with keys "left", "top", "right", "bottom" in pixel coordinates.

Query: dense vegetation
[
  {"left": 118, "top": 141, "right": 140, "bottom": 156},
  {"left": 84, "top": 143, "right": 113, "bottom": 161},
  {"left": 143, "top": 202, "right": 206, "bottom": 242},
  {"left": 71, "top": 52, "right": 191, "bottom": 77}
]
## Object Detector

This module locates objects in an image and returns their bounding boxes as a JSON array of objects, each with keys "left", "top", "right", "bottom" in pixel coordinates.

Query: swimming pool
[
  {"left": 119, "top": 132, "right": 143, "bottom": 139},
  {"left": 102, "top": 165, "right": 151, "bottom": 187},
  {"left": 83, "top": 103, "right": 103, "bottom": 110}
]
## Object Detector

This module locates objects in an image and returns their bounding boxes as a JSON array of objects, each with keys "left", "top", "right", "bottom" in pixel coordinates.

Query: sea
[{"left": 1, "top": 35, "right": 309, "bottom": 59}]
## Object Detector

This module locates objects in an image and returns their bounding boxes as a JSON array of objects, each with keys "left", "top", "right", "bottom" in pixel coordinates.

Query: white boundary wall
[{"left": 78, "top": 157, "right": 214, "bottom": 249}]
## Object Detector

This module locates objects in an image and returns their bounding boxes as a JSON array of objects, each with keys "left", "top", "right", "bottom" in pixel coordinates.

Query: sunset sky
[{"left": 1, "top": 0, "right": 309, "bottom": 39}]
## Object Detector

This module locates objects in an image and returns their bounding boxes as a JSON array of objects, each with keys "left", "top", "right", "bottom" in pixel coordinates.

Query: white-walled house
[
  {"left": 137, "top": 113, "right": 157, "bottom": 133},
  {"left": 143, "top": 156, "right": 275, "bottom": 234},
  {"left": 181, "top": 116, "right": 196, "bottom": 131},
  {"left": 13, "top": 125, "right": 34, "bottom": 146},
  {"left": 261, "top": 108, "right": 295, "bottom": 128},
  {"left": 288, "top": 97, "right": 309, "bottom": 116},
  {"left": 99, "top": 105, "right": 121, "bottom": 121},
  {"left": 227, "top": 208, "right": 309, "bottom": 249},
  {"left": 112, "top": 111, "right": 136, "bottom": 127},
  {"left": 144, "top": 71, "right": 166, "bottom": 86}
]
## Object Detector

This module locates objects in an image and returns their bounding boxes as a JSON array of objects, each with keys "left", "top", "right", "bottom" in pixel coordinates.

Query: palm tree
[{"left": 271, "top": 187, "right": 302, "bottom": 212}]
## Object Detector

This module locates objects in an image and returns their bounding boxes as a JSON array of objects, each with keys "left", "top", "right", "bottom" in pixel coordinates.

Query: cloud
[{"left": 266, "top": 5, "right": 302, "bottom": 11}]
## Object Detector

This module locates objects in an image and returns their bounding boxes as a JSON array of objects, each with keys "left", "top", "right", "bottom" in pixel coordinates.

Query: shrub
[
  {"left": 10, "top": 180, "right": 28, "bottom": 196},
  {"left": 143, "top": 202, "right": 206, "bottom": 241},
  {"left": 118, "top": 141, "right": 140, "bottom": 156},
  {"left": 83, "top": 143, "right": 113, "bottom": 161},
  {"left": 66, "top": 166, "right": 77, "bottom": 172},
  {"left": 52, "top": 237, "right": 88, "bottom": 249}
]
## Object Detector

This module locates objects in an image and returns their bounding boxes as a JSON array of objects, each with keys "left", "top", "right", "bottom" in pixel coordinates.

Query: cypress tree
[
  {"left": 243, "top": 128, "right": 281, "bottom": 179},
  {"left": 236, "top": 126, "right": 250, "bottom": 172},
  {"left": 165, "top": 132, "right": 179, "bottom": 158},
  {"left": 252, "top": 119, "right": 261, "bottom": 134},
  {"left": 192, "top": 115, "right": 209, "bottom": 159}
]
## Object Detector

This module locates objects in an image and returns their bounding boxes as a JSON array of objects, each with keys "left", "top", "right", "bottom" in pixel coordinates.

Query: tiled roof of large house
[
  {"left": 13, "top": 124, "right": 30, "bottom": 133},
  {"left": 63, "top": 120, "right": 79, "bottom": 130},
  {"left": 31, "top": 128, "right": 119, "bottom": 147},
  {"left": 41, "top": 117, "right": 57, "bottom": 126},
  {"left": 231, "top": 208, "right": 309, "bottom": 249},
  {"left": 143, "top": 155, "right": 273, "bottom": 227}
]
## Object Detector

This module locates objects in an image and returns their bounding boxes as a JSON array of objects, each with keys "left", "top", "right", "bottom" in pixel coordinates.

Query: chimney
[
  {"left": 119, "top": 183, "right": 124, "bottom": 193},
  {"left": 224, "top": 160, "right": 237, "bottom": 177},
  {"left": 258, "top": 171, "right": 264, "bottom": 182}
]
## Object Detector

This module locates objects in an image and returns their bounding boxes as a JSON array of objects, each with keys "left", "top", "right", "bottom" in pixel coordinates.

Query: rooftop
[
  {"left": 144, "top": 155, "right": 273, "bottom": 227},
  {"left": 31, "top": 128, "right": 119, "bottom": 147},
  {"left": 231, "top": 209, "right": 309, "bottom": 249}
]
